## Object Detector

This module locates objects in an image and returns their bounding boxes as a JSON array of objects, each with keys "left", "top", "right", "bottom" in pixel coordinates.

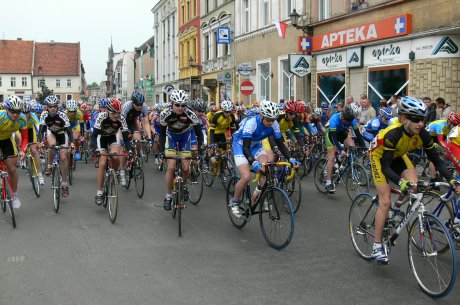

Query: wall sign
[
  {"left": 346, "top": 47, "right": 363, "bottom": 68},
  {"left": 217, "top": 27, "right": 230, "bottom": 44},
  {"left": 289, "top": 54, "right": 312, "bottom": 77},
  {"left": 312, "top": 14, "right": 412, "bottom": 52},
  {"left": 237, "top": 63, "right": 255, "bottom": 76},
  {"left": 316, "top": 51, "right": 346, "bottom": 71},
  {"left": 411, "top": 35, "right": 460, "bottom": 59},
  {"left": 364, "top": 41, "right": 411, "bottom": 66},
  {"left": 298, "top": 36, "right": 312, "bottom": 52}
]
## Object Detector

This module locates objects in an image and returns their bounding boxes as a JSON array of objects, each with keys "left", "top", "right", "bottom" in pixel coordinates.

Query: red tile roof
[
  {"left": 34, "top": 42, "right": 80, "bottom": 76},
  {"left": 0, "top": 40, "right": 34, "bottom": 74}
]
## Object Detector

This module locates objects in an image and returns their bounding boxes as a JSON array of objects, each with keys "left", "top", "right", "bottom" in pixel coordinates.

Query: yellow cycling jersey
[
  {"left": 210, "top": 111, "right": 236, "bottom": 134},
  {"left": 448, "top": 125, "right": 460, "bottom": 146},
  {"left": 206, "top": 111, "right": 214, "bottom": 123},
  {"left": 370, "top": 122, "right": 434, "bottom": 159},
  {"left": 0, "top": 110, "right": 27, "bottom": 140},
  {"left": 65, "top": 109, "right": 83, "bottom": 124},
  {"left": 25, "top": 113, "right": 40, "bottom": 130}
]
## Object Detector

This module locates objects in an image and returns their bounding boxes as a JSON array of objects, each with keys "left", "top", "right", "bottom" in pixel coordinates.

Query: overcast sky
[{"left": 2, "top": 0, "right": 159, "bottom": 84}]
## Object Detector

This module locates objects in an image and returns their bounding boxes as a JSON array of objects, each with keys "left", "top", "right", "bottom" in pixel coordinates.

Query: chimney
[
  {"left": 50, "top": 40, "right": 55, "bottom": 45},
  {"left": 17, "top": 38, "right": 22, "bottom": 40}
]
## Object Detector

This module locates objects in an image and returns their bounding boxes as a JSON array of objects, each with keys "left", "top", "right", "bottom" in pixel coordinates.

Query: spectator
[
  {"left": 337, "top": 102, "right": 344, "bottom": 113},
  {"left": 379, "top": 99, "right": 387, "bottom": 109},
  {"left": 358, "top": 94, "right": 376, "bottom": 126},
  {"left": 423, "top": 97, "right": 437, "bottom": 126},
  {"left": 351, "top": 1, "right": 359, "bottom": 12},
  {"left": 387, "top": 95, "right": 399, "bottom": 117},
  {"left": 358, "top": 0, "right": 369, "bottom": 9},
  {"left": 436, "top": 97, "right": 453, "bottom": 120},
  {"left": 346, "top": 95, "right": 360, "bottom": 109}
]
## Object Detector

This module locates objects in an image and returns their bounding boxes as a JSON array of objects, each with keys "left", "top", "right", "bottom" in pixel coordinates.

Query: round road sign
[{"left": 240, "top": 81, "right": 254, "bottom": 96}]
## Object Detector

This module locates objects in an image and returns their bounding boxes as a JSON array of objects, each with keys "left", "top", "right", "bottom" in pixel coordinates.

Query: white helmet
[
  {"left": 399, "top": 96, "right": 427, "bottom": 117},
  {"left": 314, "top": 107, "right": 322, "bottom": 115},
  {"left": 350, "top": 103, "right": 360, "bottom": 116},
  {"left": 66, "top": 99, "right": 78, "bottom": 111},
  {"left": 170, "top": 89, "right": 188, "bottom": 104},
  {"left": 260, "top": 100, "right": 279, "bottom": 119},
  {"left": 221, "top": 100, "right": 233, "bottom": 112}
]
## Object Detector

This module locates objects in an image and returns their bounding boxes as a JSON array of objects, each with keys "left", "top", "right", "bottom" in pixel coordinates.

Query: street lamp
[
  {"left": 188, "top": 56, "right": 202, "bottom": 71},
  {"left": 290, "top": 9, "right": 313, "bottom": 36}
]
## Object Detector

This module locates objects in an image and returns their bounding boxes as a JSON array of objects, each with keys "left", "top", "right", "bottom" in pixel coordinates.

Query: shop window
[
  {"left": 258, "top": 62, "right": 271, "bottom": 101},
  {"left": 368, "top": 65, "right": 408, "bottom": 111},
  {"left": 317, "top": 71, "right": 345, "bottom": 108}
]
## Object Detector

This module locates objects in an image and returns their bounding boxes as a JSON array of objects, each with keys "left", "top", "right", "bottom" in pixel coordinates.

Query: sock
[
  {"left": 119, "top": 169, "right": 125, "bottom": 176},
  {"left": 373, "top": 242, "right": 382, "bottom": 249},
  {"left": 97, "top": 189, "right": 103, "bottom": 196},
  {"left": 326, "top": 180, "right": 331, "bottom": 185},
  {"left": 391, "top": 202, "right": 400, "bottom": 210},
  {"left": 61, "top": 182, "right": 67, "bottom": 187},
  {"left": 165, "top": 193, "right": 172, "bottom": 198}
]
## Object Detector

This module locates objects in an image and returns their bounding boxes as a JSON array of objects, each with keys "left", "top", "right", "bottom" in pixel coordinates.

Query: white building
[{"left": 112, "top": 51, "right": 135, "bottom": 102}]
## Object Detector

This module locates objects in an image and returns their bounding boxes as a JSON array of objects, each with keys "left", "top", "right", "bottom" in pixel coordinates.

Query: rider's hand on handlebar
[
  {"left": 252, "top": 161, "right": 262, "bottom": 173},
  {"left": 450, "top": 179, "right": 460, "bottom": 194},
  {"left": 399, "top": 178, "right": 413, "bottom": 194}
]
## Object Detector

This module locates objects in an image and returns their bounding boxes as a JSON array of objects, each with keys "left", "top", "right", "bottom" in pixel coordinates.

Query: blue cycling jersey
[
  {"left": 320, "top": 113, "right": 329, "bottom": 126},
  {"left": 362, "top": 117, "right": 388, "bottom": 142},
  {"left": 234, "top": 115, "right": 282, "bottom": 146},
  {"left": 328, "top": 112, "right": 358, "bottom": 133}
]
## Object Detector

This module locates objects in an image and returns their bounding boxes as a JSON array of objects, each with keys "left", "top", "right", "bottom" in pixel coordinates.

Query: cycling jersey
[
  {"left": 427, "top": 120, "right": 450, "bottom": 146},
  {"left": 326, "top": 113, "right": 364, "bottom": 151},
  {"left": 91, "top": 112, "right": 131, "bottom": 151},
  {"left": 210, "top": 111, "right": 237, "bottom": 135},
  {"left": 25, "top": 113, "right": 40, "bottom": 143},
  {"left": 39, "top": 110, "right": 73, "bottom": 143},
  {"left": 122, "top": 101, "right": 148, "bottom": 125},
  {"left": 362, "top": 117, "right": 389, "bottom": 143}
]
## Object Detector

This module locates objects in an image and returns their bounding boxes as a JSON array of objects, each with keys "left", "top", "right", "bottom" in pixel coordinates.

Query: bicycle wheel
[
  {"left": 313, "top": 158, "right": 329, "bottom": 194},
  {"left": 52, "top": 166, "right": 60, "bottom": 213},
  {"left": 202, "top": 158, "right": 215, "bottom": 187},
  {"left": 282, "top": 174, "right": 302, "bottom": 214},
  {"left": 177, "top": 179, "right": 183, "bottom": 237},
  {"left": 226, "top": 176, "right": 248, "bottom": 229},
  {"left": 134, "top": 160, "right": 144, "bottom": 198},
  {"left": 349, "top": 193, "right": 378, "bottom": 260},
  {"left": 220, "top": 156, "right": 235, "bottom": 190},
  {"left": 124, "top": 165, "right": 132, "bottom": 189},
  {"left": 408, "top": 213, "right": 456, "bottom": 298},
  {"left": 3, "top": 178, "right": 16, "bottom": 228},
  {"left": 345, "top": 163, "right": 370, "bottom": 201},
  {"left": 68, "top": 153, "right": 73, "bottom": 186},
  {"left": 188, "top": 162, "right": 203, "bottom": 205},
  {"left": 27, "top": 155, "right": 40, "bottom": 197},
  {"left": 259, "top": 187, "right": 295, "bottom": 250},
  {"left": 107, "top": 171, "right": 119, "bottom": 224},
  {"left": 411, "top": 192, "right": 455, "bottom": 235}
]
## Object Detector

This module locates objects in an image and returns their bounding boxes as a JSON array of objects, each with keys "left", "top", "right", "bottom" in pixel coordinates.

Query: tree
[
  {"left": 36, "top": 85, "right": 54, "bottom": 104},
  {"left": 87, "top": 82, "right": 99, "bottom": 90}
]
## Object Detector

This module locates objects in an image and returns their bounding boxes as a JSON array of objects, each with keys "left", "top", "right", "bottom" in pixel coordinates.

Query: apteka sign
[{"left": 312, "top": 14, "right": 412, "bottom": 52}]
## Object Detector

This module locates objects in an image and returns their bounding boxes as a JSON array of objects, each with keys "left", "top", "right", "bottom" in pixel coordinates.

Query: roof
[
  {"left": 0, "top": 39, "right": 34, "bottom": 74},
  {"left": 34, "top": 42, "right": 80, "bottom": 76}
]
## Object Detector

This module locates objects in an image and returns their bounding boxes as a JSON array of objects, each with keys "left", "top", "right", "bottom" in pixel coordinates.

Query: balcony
[{"left": 201, "top": 54, "right": 232, "bottom": 73}]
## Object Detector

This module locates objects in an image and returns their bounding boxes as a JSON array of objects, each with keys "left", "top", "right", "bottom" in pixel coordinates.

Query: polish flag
[{"left": 274, "top": 21, "right": 287, "bottom": 39}]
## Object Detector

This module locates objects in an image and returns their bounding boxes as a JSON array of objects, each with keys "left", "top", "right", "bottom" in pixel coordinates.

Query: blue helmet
[
  {"left": 399, "top": 96, "right": 426, "bottom": 117},
  {"left": 244, "top": 109, "right": 255, "bottom": 117},
  {"left": 98, "top": 98, "right": 107, "bottom": 108},
  {"left": 35, "top": 104, "right": 44, "bottom": 113},
  {"left": 131, "top": 91, "right": 145, "bottom": 105},
  {"left": 321, "top": 102, "right": 329, "bottom": 110},
  {"left": 379, "top": 107, "right": 392, "bottom": 119}
]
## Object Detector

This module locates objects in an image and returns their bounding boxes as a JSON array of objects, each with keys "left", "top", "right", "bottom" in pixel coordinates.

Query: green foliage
[
  {"left": 87, "top": 82, "right": 99, "bottom": 90},
  {"left": 36, "top": 85, "right": 54, "bottom": 103}
]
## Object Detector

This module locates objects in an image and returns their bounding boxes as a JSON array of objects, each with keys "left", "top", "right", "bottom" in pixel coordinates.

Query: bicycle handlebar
[{"left": 252, "top": 162, "right": 296, "bottom": 183}]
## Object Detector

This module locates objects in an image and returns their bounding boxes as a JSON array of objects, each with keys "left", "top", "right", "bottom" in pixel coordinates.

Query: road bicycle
[
  {"left": 0, "top": 152, "right": 16, "bottom": 228},
  {"left": 123, "top": 141, "right": 145, "bottom": 198},
  {"left": 23, "top": 143, "right": 40, "bottom": 197},
  {"left": 349, "top": 181, "right": 456, "bottom": 298},
  {"left": 226, "top": 162, "right": 295, "bottom": 250},
  {"left": 187, "top": 152, "right": 204, "bottom": 205},
  {"left": 314, "top": 147, "right": 369, "bottom": 200},
  {"left": 202, "top": 141, "right": 236, "bottom": 191},
  {"left": 48, "top": 145, "right": 69, "bottom": 213},
  {"left": 274, "top": 163, "right": 302, "bottom": 213}
]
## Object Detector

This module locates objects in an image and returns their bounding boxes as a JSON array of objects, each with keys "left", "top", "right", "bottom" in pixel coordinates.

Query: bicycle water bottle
[{"left": 251, "top": 185, "right": 262, "bottom": 204}]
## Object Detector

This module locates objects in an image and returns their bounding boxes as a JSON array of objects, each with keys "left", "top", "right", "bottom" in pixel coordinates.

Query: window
[
  {"left": 317, "top": 72, "right": 345, "bottom": 108},
  {"left": 186, "top": 1, "right": 190, "bottom": 20},
  {"left": 262, "top": 0, "right": 270, "bottom": 26},
  {"left": 55, "top": 94, "right": 61, "bottom": 101},
  {"left": 0, "top": 77, "right": 2, "bottom": 87},
  {"left": 56, "top": 79, "right": 61, "bottom": 87},
  {"left": 214, "top": 31, "right": 218, "bottom": 59},
  {"left": 368, "top": 65, "right": 408, "bottom": 111},
  {"left": 243, "top": 0, "right": 250, "bottom": 33},
  {"left": 319, "top": 0, "right": 330, "bottom": 21},
  {"left": 192, "top": 0, "right": 196, "bottom": 16},
  {"left": 258, "top": 62, "right": 271, "bottom": 101},
  {"left": 205, "top": 0, "right": 209, "bottom": 13},
  {"left": 280, "top": 59, "right": 295, "bottom": 101},
  {"left": 214, "top": 0, "right": 218, "bottom": 10},
  {"left": 67, "top": 79, "right": 72, "bottom": 87},
  {"left": 22, "top": 77, "right": 27, "bottom": 87},
  {"left": 10, "top": 77, "right": 16, "bottom": 87},
  {"left": 181, "top": 5, "right": 185, "bottom": 24},
  {"left": 204, "top": 34, "right": 209, "bottom": 60},
  {"left": 66, "top": 94, "right": 72, "bottom": 101}
]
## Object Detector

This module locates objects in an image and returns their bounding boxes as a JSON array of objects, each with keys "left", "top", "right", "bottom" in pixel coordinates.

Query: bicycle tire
[
  {"left": 68, "top": 153, "right": 73, "bottom": 186},
  {"left": 345, "top": 163, "right": 370, "bottom": 201},
  {"left": 220, "top": 156, "right": 235, "bottom": 191},
  {"left": 202, "top": 158, "right": 215, "bottom": 187},
  {"left": 349, "top": 193, "right": 378, "bottom": 260},
  {"left": 408, "top": 213, "right": 456, "bottom": 298},
  {"left": 27, "top": 155, "right": 40, "bottom": 197},
  {"left": 283, "top": 174, "right": 302, "bottom": 214},
  {"left": 177, "top": 179, "right": 183, "bottom": 237},
  {"left": 259, "top": 187, "right": 295, "bottom": 250},
  {"left": 188, "top": 162, "right": 203, "bottom": 205},
  {"left": 134, "top": 160, "right": 144, "bottom": 198},
  {"left": 124, "top": 165, "right": 132, "bottom": 189},
  {"left": 52, "top": 166, "right": 60, "bottom": 213},
  {"left": 107, "top": 170, "right": 119, "bottom": 224},
  {"left": 226, "top": 176, "right": 248, "bottom": 229},
  {"left": 313, "top": 158, "right": 329, "bottom": 194},
  {"left": 3, "top": 178, "right": 16, "bottom": 228}
]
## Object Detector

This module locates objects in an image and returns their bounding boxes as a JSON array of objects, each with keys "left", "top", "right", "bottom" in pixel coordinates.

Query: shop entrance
[
  {"left": 317, "top": 71, "right": 345, "bottom": 109},
  {"left": 368, "top": 65, "right": 408, "bottom": 110}
]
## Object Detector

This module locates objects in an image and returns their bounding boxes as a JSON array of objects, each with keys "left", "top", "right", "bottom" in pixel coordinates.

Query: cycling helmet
[
  {"left": 314, "top": 107, "right": 322, "bottom": 115},
  {"left": 131, "top": 91, "right": 145, "bottom": 105},
  {"left": 191, "top": 98, "right": 207, "bottom": 112},
  {"left": 35, "top": 103, "right": 44, "bottom": 113},
  {"left": 398, "top": 96, "right": 426, "bottom": 117},
  {"left": 244, "top": 109, "right": 255, "bottom": 117},
  {"left": 170, "top": 89, "right": 188, "bottom": 104},
  {"left": 153, "top": 104, "right": 162, "bottom": 112},
  {"left": 106, "top": 98, "right": 122, "bottom": 113},
  {"left": 379, "top": 107, "right": 393, "bottom": 119},
  {"left": 22, "top": 101, "right": 32, "bottom": 113},
  {"left": 5, "top": 95, "right": 23, "bottom": 111},
  {"left": 29, "top": 99, "right": 37, "bottom": 108},
  {"left": 66, "top": 99, "right": 78, "bottom": 111},
  {"left": 350, "top": 103, "right": 360, "bottom": 116},
  {"left": 44, "top": 95, "right": 60, "bottom": 106},
  {"left": 448, "top": 112, "right": 460, "bottom": 126},
  {"left": 93, "top": 104, "right": 100, "bottom": 111},
  {"left": 341, "top": 105, "right": 356, "bottom": 122},
  {"left": 296, "top": 101, "right": 306, "bottom": 113},
  {"left": 98, "top": 98, "right": 107, "bottom": 108},
  {"left": 321, "top": 101, "right": 329, "bottom": 110},
  {"left": 285, "top": 100, "right": 297, "bottom": 113},
  {"left": 278, "top": 102, "right": 285, "bottom": 111},
  {"left": 221, "top": 100, "right": 233, "bottom": 112},
  {"left": 260, "top": 100, "right": 279, "bottom": 119}
]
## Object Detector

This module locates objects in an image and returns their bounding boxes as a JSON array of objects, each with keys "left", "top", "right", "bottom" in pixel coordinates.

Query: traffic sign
[
  {"left": 240, "top": 81, "right": 254, "bottom": 96},
  {"left": 237, "top": 63, "right": 254, "bottom": 76},
  {"left": 163, "top": 84, "right": 174, "bottom": 94},
  {"left": 217, "top": 27, "right": 230, "bottom": 44}
]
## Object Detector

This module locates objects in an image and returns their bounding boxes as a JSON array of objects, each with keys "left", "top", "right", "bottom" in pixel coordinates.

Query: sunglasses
[
  {"left": 408, "top": 116, "right": 424, "bottom": 123},
  {"left": 8, "top": 109, "right": 21, "bottom": 115},
  {"left": 286, "top": 111, "right": 296, "bottom": 116},
  {"left": 224, "top": 111, "right": 232, "bottom": 114},
  {"left": 133, "top": 102, "right": 142, "bottom": 107},
  {"left": 23, "top": 111, "right": 30, "bottom": 114},
  {"left": 174, "top": 103, "right": 186, "bottom": 108},
  {"left": 48, "top": 105, "right": 58, "bottom": 109},
  {"left": 109, "top": 111, "right": 120, "bottom": 115}
]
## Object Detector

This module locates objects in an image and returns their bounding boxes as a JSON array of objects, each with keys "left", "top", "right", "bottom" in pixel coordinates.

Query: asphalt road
[{"left": 0, "top": 160, "right": 458, "bottom": 305}]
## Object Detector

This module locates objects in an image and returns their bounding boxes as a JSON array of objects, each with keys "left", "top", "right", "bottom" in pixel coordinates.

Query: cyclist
[
  {"left": 0, "top": 96, "right": 28, "bottom": 209},
  {"left": 324, "top": 105, "right": 365, "bottom": 193},
  {"left": 209, "top": 100, "right": 238, "bottom": 157},
  {"left": 320, "top": 102, "right": 330, "bottom": 127},
  {"left": 64, "top": 99, "right": 83, "bottom": 161},
  {"left": 158, "top": 89, "right": 203, "bottom": 210},
  {"left": 149, "top": 104, "right": 163, "bottom": 164},
  {"left": 22, "top": 101, "right": 44, "bottom": 185},
  {"left": 92, "top": 98, "right": 133, "bottom": 205},
  {"left": 39, "top": 95, "right": 73, "bottom": 197},
  {"left": 229, "top": 100, "right": 299, "bottom": 218},
  {"left": 368, "top": 96, "right": 459, "bottom": 264},
  {"left": 190, "top": 98, "right": 209, "bottom": 147},
  {"left": 362, "top": 107, "right": 393, "bottom": 143}
]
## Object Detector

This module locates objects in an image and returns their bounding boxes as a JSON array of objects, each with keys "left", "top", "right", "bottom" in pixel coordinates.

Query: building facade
[
  {"left": 234, "top": 0, "right": 307, "bottom": 105},
  {"left": 200, "top": 0, "right": 235, "bottom": 105},
  {"left": 135, "top": 36, "right": 155, "bottom": 105},
  {"left": 152, "top": 0, "right": 179, "bottom": 103}
]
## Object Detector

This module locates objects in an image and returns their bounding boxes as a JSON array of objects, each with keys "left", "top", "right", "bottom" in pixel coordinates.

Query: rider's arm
[
  {"left": 210, "top": 112, "right": 220, "bottom": 144},
  {"left": 90, "top": 128, "right": 101, "bottom": 150},
  {"left": 20, "top": 128, "right": 29, "bottom": 153},
  {"left": 230, "top": 113, "right": 238, "bottom": 136},
  {"left": 193, "top": 124, "right": 204, "bottom": 149},
  {"left": 380, "top": 149, "right": 401, "bottom": 184},
  {"left": 242, "top": 137, "right": 256, "bottom": 165},
  {"left": 158, "top": 125, "right": 166, "bottom": 153},
  {"left": 274, "top": 136, "right": 291, "bottom": 160},
  {"left": 352, "top": 121, "right": 366, "bottom": 147}
]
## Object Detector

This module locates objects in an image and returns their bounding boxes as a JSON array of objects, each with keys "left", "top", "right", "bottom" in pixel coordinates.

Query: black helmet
[{"left": 341, "top": 105, "right": 355, "bottom": 122}]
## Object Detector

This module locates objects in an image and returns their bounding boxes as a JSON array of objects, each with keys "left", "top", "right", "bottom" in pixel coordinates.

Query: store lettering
[
  {"left": 322, "top": 54, "right": 343, "bottom": 66},
  {"left": 372, "top": 44, "right": 401, "bottom": 59},
  {"left": 321, "top": 24, "right": 377, "bottom": 48}
]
